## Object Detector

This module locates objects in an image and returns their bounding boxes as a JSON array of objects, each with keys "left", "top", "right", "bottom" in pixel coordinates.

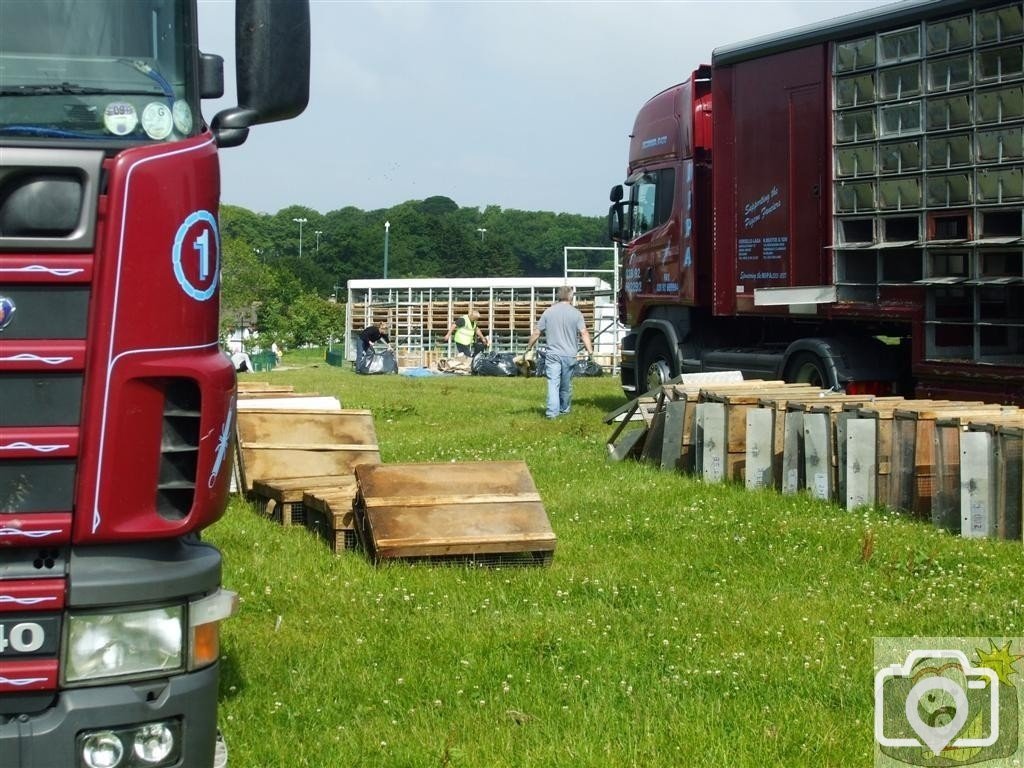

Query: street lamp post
[
  {"left": 314, "top": 230, "right": 323, "bottom": 253},
  {"left": 384, "top": 220, "right": 390, "bottom": 279},
  {"left": 476, "top": 227, "right": 487, "bottom": 241},
  {"left": 292, "top": 217, "right": 307, "bottom": 258}
]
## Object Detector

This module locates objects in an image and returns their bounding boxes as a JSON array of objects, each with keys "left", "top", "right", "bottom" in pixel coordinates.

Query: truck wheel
[
  {"left": 786, "top": 352, "right": 830, "bottom": 388},
  {"left": 640, "top": 336, "right": 674, "bottom": 392}
]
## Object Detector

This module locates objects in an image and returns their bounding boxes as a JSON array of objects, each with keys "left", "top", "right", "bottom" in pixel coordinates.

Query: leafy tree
[{"left": 218, "top": 197, "right": 611, "bottom": 344}]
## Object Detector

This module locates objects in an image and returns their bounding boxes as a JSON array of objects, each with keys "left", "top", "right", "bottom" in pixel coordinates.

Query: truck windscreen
[{"left": 0, "top": 0, "right": 198, "bottom": 142}]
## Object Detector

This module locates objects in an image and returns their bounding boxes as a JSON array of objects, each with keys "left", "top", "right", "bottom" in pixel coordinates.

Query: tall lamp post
[
  {"left": 383, "top": 220, "right": 390, "bottom": 279},
  {"left": 292, "top": 217, "right": 307, "bottom": 258},
  {"left": 314, "top": 229, "right": 323, "bottom": 253},
  {"left": 476, "top": 227, "right": 487, "bottom": 241}
]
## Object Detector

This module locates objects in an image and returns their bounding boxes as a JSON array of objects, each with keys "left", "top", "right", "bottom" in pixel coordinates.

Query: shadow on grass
[
  {"left": 218, "top": 641, "right": 245, "bottom": 701},
  {"left": 574, "top": 394, "right": 629, "bottom": 414}
]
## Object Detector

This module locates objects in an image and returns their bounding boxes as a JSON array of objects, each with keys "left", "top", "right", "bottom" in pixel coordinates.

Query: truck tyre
[
  {"left": 785, "top": 352, "right": 830, "bottom": 389},
  {"left": 639, "top": 335, "right": 675, "bottom": 393}
]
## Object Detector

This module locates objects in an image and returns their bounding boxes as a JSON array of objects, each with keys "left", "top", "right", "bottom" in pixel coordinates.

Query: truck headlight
[{"left": 66, "top": 606, "right": 184, "bottom": 684}]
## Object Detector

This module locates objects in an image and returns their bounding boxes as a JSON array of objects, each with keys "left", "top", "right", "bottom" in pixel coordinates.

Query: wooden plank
[
  {"left": 660, "top": 398, "right": 687, "bottom": 472},
  {"left": 237, "top": 381, "right": 295, "bottom": 393},
  {"left": 237, "top": 396, "right": 340, "bottom": 411},
  {"left": 932, "top": 418, "right": 962, "bottom": 532},
  {"left": 891, "top": 404, "right": 1007, "bottom": 517},
  {"left": 606, "top": 397, "right": 646, "bottom": 461},
  {"left": 608, "top": 428, "right": 645, "bottom": 462},
  {"left": 354, "top": 461, "right": 555, "bottom": 563},
  {"left": 781, "top": 411, "right": 804, "bottom": 494},
  {"left": 241, "top": 442, "right": 380, "bottom": 452},
  {"left": 996, "top": 424, "right": 1023, "bottom": 541},
  {"left": 803, "top": 412, "right": 832, "bottom": 501},
  {"left": 363, "top": 493, "right": 543, "bottom": 508},
  {"left": 236, "top": 409, "right": 380, "bottom": 492},
  {"left": 696, "top": 402, "right": 726, "bottom": 483},
  {"left": 845, "top": 418, "right": 876, "bottom": 510},
  {"left": 640, "top": 391, "right": 668, "bottom": 463},
  {"left": 745, "top": 407, "right": 774, "bottom": 490},
  {"left": 252, "top": 475, "right": 357, "bottom": 494},
  {"left": 846, "top": 399, "right": 949, "bottom": 509},
  {"left": 961, "top": 431, "right": 995, "bottom": 538},
  {"left": 836, "top": 411, "right": 852, "bottom": 504}
]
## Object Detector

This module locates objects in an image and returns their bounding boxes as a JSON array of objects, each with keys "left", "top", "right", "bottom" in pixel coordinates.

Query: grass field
[{"left": 208, "top": 349, "right": 1024, "bottom": 767}]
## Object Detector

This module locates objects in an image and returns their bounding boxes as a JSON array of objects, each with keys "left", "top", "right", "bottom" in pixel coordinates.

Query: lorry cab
[
  {"left": 0, "top": 1, "right": 309, "bottom": 765},
  {"left": 609, "top": 0, "right": 1022, "bottom": 403}
]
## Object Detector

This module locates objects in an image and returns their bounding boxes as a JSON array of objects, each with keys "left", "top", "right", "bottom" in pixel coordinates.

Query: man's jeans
[{"left": 544, "top": 354, "right": 576, "bottom": 418}]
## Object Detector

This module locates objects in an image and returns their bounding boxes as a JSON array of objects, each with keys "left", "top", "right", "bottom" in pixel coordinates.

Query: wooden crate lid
[
  {"left": 892, "top": 402, "right": 997, "bottom": 420},
  {"left": 236, "top": 409, "right": 380, "bottom": 492},
  {"left": 355, "top": 461, "right": 555, "bottom": 560},
  {"left": 237, "top": 382, "right": 295, "bottom": 393},
  {"left": 253, "top": 475, "right": 356, "bottom": 494}
]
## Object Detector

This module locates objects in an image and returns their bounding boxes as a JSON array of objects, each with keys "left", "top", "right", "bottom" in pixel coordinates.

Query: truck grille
[{"left": 1, "top": 148, "right": 101, "bottom": 697}]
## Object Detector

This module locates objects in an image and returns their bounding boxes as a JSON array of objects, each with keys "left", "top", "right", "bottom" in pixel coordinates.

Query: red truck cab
[
  {"left": 0, "top": 1, "right": 309, "bottom": 765},
  {"left": 610, "top": 0, "right": 1023, "bottom": 404}
]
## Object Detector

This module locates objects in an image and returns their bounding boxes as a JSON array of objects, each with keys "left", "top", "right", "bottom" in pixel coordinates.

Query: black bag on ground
[
  {"left": 573, "top": 358, "right": 604, "bottom": 377},
  {"left": 471, "top": 351, "right": 518, "bottom": 377},
  {"left": 357, "top": 347, "right": 398, "bottom": 374}
]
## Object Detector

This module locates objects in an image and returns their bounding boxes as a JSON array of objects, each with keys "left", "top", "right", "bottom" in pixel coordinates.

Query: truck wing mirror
[
  {"left": 610, "top": 184, "right": 624, "bottom": 203},
  {"left": 199, "top": 53, "right": 225, "bottom": 100},
  {"left": 608, "top": 202, "right": 625, "bottom": 243},
  {"left": 212, "top": 0, "right": 311, "bottom": 148}
]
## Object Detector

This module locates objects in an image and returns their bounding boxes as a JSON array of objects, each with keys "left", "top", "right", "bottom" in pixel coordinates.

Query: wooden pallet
[
  {"left": 841, "top": 399, "right": 952, "bottom": 509},
  {"left": 951, "top": 414, "right": 1024, "bottom": 539},
  {"left": 354, "top": 461, "right": 555, "bottom": 565},
  {"left": 235, "top": 409, "right": 380, "bottom": 493},
  {"left": 697, "top": 383, "right": 821, "bottom": 484},
  {"left": 303, "top": 480, "right": 360, "bottom": 553},
  {"left": 890, "top": 402, "right": 1006, "bottom": 518}
]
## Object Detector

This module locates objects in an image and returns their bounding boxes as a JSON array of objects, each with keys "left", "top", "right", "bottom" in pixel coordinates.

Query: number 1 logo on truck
[{"left": 172, "top": 209, "right": 220, "bottom": 302}]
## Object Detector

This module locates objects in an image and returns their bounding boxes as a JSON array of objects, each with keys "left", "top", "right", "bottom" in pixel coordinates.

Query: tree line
[{"left": 218, "top": 196, "right": 611, "bottom": 350}]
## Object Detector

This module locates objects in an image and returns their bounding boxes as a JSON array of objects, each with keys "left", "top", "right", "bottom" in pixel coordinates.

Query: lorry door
[{"left": 789, "top": 83, "right": 824, "bottom": 286}]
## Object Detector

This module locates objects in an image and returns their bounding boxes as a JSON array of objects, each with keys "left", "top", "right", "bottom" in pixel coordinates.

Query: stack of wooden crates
[
  {"left": 607, "top": 375, "right": 1024, "bottom": 542},
  {"left": 234, "top": 382, "right": 556, "bottom": 565}
]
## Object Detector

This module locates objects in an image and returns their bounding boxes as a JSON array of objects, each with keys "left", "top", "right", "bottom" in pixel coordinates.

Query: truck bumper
[{"left": 0, "top": 663, "right": 220, "bottom": 767}]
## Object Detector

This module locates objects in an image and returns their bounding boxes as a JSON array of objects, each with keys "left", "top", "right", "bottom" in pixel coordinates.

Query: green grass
[{"left": 208, "top": 349, "right": 1024, "bottom": 767}]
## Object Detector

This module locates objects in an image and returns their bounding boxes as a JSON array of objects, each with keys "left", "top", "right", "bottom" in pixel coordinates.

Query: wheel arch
[
  {"left": 780, "top": 336, "right": 901, "bottom": 390},
  {"left": 636, "top": 319, "right": 684, "bottom": 373}
]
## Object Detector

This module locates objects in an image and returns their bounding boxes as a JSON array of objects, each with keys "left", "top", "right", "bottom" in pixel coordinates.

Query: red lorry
[
  {"left": 0, "top": 1, "right": 309, "bottom": 765},
  {"left": 609, "top": 0, "right": 1023, "bottom": 404}
]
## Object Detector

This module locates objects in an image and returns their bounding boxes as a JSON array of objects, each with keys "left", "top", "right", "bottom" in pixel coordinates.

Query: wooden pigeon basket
[
  {"left": 353, "top": 461, "right": 556, "bottom": 566},
  {"left": 235, "top": 408, "right": 380, "bottom": 493}
]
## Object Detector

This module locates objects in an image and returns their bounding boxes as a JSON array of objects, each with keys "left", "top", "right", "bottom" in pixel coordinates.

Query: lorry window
[
  {"left": 628, "top": 168, "right": 675, "bottom": 239},
  {"left": 0, "top": 0, "right": 196, "bottom": 142}
]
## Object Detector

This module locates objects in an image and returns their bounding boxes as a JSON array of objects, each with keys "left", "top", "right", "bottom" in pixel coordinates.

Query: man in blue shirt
[{"left": 525, "top": 286, "right": 593, "bottom": 419}]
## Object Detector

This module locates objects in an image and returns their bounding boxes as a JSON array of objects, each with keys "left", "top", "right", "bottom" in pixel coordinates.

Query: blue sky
[{"left": 198, "top": 0, "right": 890, "bottom": 217}]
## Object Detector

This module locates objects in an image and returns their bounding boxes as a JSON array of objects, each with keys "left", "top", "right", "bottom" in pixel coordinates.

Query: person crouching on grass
[
  {"left": 525, "top": 286, "right": 593, "bottom": 419},
  {"left": 444, "top": 309, "right": 489, "bottom": 356},
  {"left": 357, "top": 320, "right": 390, "bottom": 370}
]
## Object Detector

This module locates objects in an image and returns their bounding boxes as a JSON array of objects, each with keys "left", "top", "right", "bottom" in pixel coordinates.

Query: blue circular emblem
[
  {"left": 0, "top": 295, "right": 15, "bottom": 331},
  {"left": 172, "top": 210, "right": 220, "bottom": 301}
]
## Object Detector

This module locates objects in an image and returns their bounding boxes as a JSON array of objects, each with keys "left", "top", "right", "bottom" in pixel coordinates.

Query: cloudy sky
[{"left": 197, "top": 0, "right": 891, "bottom": 218}]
